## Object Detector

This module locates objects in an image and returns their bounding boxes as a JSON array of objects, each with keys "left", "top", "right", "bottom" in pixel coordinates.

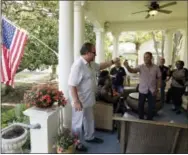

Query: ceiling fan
[{"left": 132, "top": 1, "right": 177, "bottom": 19}]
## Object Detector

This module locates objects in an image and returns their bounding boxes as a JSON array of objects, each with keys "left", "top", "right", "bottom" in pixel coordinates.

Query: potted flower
[
  {"left": 24, "top": 83, "right": 67, "bottom": 108},
  {"left": 55, "top": 128, "right": 79, "bottom": 153}
]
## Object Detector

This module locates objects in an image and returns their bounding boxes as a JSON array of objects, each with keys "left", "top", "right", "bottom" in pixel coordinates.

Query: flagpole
[
  {"left": 29, "top": 34, "right": 58, "bottom": 57},
  {"left": 2, "top": 16, "right": 58, "bottom": 57}
]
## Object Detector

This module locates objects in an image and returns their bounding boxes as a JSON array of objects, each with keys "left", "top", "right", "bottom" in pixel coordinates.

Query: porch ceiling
[{"left": 85, "top": 1, "right": 187, "bottom": 31}]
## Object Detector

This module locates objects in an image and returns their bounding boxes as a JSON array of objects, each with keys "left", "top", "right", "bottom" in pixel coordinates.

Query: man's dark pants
[
  {"left": 171, "top": 86, "right": 185, "bottom": 111},
  {"left": 160, "top": 80, "right": 166, "bottom": 105},
  {"left": 138, "top": 91, "right": 156, "bottom": 120}
]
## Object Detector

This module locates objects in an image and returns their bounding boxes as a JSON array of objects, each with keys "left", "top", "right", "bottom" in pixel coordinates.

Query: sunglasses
[{"left": 90, "top": 52, "right": 96, "bottom": 56}]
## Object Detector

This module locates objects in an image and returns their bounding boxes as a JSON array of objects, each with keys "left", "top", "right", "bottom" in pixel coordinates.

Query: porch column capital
[
  {"left": 111, "top": 31, "right": 121, "bottom": 38},
  {"left": 74, "top": 1, "right": 83, "bottom": 12}
]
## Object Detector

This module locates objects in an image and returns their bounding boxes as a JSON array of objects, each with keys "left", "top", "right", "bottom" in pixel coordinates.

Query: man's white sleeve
[{"left": 68, "top": 65, "right": 82, "bottom": 86}]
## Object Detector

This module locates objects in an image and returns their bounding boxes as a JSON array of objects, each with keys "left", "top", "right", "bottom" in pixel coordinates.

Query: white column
[
  {"left": 94, "top": 28, "right": 105, "bottom": 63},
  {"left": 74, "top": 1, "right": 84, "bottom": 61},
  {"left": 112, "top": 32, "right": 120, "bottom": 59},
  {"left": 164, "top": 30, "right": 174, "bottom": 66},
  {"left": 59, "top": 1, "right": 74, "bottom": 129},
  {"left": 180, "top": 29, "right": 188, "bottom": 68}
]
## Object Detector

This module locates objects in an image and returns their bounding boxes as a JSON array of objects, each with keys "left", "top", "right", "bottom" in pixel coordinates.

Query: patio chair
[{"left": 113, "top": 116, "right": 188, "bottom": 154}]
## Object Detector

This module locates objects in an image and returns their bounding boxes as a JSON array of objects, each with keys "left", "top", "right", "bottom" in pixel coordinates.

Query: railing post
[{"left": 23, "top": 106, "right": 60, "bottom": 153}]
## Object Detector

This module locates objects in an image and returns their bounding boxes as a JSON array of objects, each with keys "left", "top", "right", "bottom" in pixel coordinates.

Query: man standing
[
  {"left": 159, "top": 58, "right": 170, "bottom": 105},
  {"left": 110, "top": 60, "right": 126, "bottom": 94},
  {"left": 124, "top": 52, "right": 161, "bottom": 120},
  {"left": 68, "top": 42, "right": 119, "bottom": 152}
]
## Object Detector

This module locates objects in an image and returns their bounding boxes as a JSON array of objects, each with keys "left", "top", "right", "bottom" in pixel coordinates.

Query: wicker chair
[
  {"left": 113, "top": 116, "right": 188, "bottom": 154},
  {"left": 93, "top": 101, "right": 114, "bottom": 131}
]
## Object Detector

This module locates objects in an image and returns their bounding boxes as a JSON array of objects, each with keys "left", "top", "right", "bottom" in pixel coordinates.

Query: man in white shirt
[{"left": 68, "top": 42, "right": 119, "bottom": 152}]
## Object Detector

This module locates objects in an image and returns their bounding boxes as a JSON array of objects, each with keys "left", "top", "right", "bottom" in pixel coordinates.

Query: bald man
[{"left": 159, "top": 58, "right": 170, "bottom": 105}]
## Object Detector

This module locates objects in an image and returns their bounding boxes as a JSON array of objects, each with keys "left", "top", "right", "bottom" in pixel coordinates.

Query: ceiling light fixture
[{"left": 149, "top": 10, "right": 158, "bottom": 16}]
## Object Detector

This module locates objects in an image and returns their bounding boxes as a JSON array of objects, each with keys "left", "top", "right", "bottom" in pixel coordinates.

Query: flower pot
[
  {"left": 2, "top": 126, "right": 28, "bottom": 153},
  {"left": 57, "top": 145, "right": 74, "bottom": 154}
]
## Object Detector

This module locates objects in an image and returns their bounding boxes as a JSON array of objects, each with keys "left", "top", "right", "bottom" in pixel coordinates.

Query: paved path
[{"left": 15, "top": 71, "right": 51, "bottom": 83}]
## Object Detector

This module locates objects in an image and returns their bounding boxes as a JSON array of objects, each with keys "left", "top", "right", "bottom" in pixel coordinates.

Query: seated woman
[{"left": 97, "top": 70, "right": 127, "bottom": 114}]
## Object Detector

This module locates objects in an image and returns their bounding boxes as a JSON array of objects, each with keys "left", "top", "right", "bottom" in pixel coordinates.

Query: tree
[
  {"left": 84, "top": 18, "right": 96, "bottom": 44},
  {"left": 104, "top": 33, "right": 113, "bottom": 62},
  {"left": 172, "top": 31, "right": 183, "bottom": 68},
  {"left": 151, "top": 31, "right": 160, "bottom": 65},
  {"left": 2, "top": 1, "right": 96, "bottom": 76},
  {"left": 2, "top": 1, "right": 59, "bottom": 73}
]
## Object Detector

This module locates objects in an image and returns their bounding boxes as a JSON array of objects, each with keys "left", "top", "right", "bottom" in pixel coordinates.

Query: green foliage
[
  {"left": 1, "top": 104, "right": 29, "bottom": 128},
  {"left": 104, "top": 33, "right": 112, "bottom": 61},
  {"left": 2, "top": 1, "right": 58, "bottom": 72},
  {"left": 1, "top": 108, "right": 16, "bottom": 128},
  {"left": 85, "top": 18, "right": 96, "bottom": 44}
]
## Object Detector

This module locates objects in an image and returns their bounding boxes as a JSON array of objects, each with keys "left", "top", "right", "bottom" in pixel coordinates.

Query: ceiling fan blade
[
  {"left": 159, "top": 2, "right": 177, "bottom": 9},
  {"left": 145, "top": 14, "right": 150, "bottom": 19},
  {"left": 132, "top": 10, "right": 149, "bottom": 14},
  {"left": 158, "top": 9, "right": 172, "bottom": 14}
]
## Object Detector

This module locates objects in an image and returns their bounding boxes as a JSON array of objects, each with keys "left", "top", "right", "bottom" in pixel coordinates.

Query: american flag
[{"left": 1, "top": 18, "right": 28, "bottom": 86}]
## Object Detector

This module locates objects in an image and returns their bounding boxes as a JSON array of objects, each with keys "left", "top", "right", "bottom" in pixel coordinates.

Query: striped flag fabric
[{"left": 1, "top": 17, "right": 28, "bottom": 86}]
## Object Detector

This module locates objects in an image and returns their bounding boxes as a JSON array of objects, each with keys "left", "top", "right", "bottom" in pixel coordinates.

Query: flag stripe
[
  {"left": 1, "top": 61, "right": 6, "bottom": 82},
  {"left": 11, "top": 31, "right": 24, "bottom": 74},
  {"left": 1, "top": 47, "right": 10, "bottom": 82},
  {"left": 9, "top": 32, "right": 28, "bottom": 86},
  {"left": 10, "top": 30, "right": 22, "bottom": 65},
  {"left": 1, "top": 18, "right": 28, "bottom": 87}
]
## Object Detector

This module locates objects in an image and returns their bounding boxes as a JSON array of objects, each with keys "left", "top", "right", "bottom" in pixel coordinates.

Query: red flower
[
  {"left": 24, "top": 84, "right": 67, "bottom": 108},
  {"left": 58, "top": 147, "right": 63, "bottom": 152}
]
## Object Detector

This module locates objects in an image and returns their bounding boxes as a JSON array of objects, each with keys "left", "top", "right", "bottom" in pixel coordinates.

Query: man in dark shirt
[
  {"left": 110, "top": 61, "right": 126, "bottom": 94},
  {"left": 159, "top": 58, "right": 170, "bottom": 105}
]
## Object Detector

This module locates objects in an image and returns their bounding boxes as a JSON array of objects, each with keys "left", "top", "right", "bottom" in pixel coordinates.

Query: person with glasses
[{"left": 68, "top": 42, "right": 120, "bottom": 152}]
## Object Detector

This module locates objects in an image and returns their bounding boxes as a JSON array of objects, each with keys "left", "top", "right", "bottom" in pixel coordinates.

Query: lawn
[{"left": 1, "top": 83, "right": 34, "bottom": 103}]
